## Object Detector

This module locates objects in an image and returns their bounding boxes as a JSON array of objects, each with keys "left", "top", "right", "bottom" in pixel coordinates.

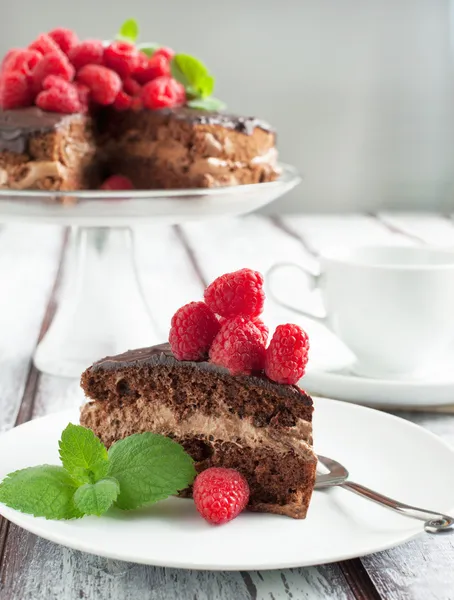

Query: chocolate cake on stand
[{"left": 0, "top": 22, "right": 300, "bottom": 376}]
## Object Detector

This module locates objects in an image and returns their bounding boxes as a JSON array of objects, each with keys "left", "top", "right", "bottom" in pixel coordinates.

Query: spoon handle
[{"left": 342, "top": 481, "right": 454, "bottom": 533}]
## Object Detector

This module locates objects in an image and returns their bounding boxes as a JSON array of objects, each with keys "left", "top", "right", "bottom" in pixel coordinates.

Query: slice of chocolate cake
[{"left": 80, "top": 343, "right": 317, "bottom": 519}]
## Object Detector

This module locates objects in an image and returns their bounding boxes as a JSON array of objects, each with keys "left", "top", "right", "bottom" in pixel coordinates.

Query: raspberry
[
  {"left": 218, "top": 316, "right": 268, "bottom": 345},
  {"left": 204, "top": 269, "right": 265, "bottom": 319},
  {"left": 0, "top": 71, "right": 32, "bottom": 109},
  {"left": 123, "top": 77, "right": 141, "bottom": 96},
  {"left": 169, "top": 301, "right": 220, "bottom": 361},
  {"left": 48, "top": 28, "right": 79, "bottom": 55},
  {"left": 265, "top": 324, "right": 310, "bottom": 385},
  {"left": 77, "top": 65, "right": 122, "bottom": 105},
  {"left": 193, "top": 467, "right": 249, "bottom": 525},
  {"left": 29, "top": 34, "right": 61, "bottom": 56},
  {"left": 2, "top": 49, "right": 42, "bottom": 75},
  {"left": 74, "top": 82, "right": 91, "bottom": 111},
  {"left": 36, "top": 81, "right": 81, "bottom": 114},
  {"left": 152, "top": 47, "right": 175, "bottom": 61},
  {"left": 104, "top": 41, "right": 140, "bottom": 79},
  {"left": 113, "top": 90, "right": 132, "bottom": 111},
  {"left": 32, "top": 52, "right": 75, "bottom": 93},
  {"left": 209, "top": 317, "right": 266, "bottom": 375},
  {"left": 134, "top": 54, "right": 171, "bottom": 84},
  {"left": 141, "top": 76, "right": 185, "bottom": 109},
  {"left": 68, "top": 40, "right": 104, "bottom": 71},
  {"left": 100, "top": 175, "right": 134, "bottom": 190}
]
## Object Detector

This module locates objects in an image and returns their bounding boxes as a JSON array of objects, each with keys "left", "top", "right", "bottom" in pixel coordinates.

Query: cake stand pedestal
[{"left": 0, "top": 164, "right": 299, "bottom": 377}]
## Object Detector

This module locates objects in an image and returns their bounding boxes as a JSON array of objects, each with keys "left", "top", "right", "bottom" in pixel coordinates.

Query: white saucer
[
  {"left": 300, "top": 323, "right": 454, "bottom": 409},
  {"left": 0, "top": 401, "right": 453, "bottom": 570}
]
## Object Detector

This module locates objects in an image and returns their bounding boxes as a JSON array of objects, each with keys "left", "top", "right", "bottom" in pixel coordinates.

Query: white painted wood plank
[
  {"left": 377, "top": 212, "right": 454, "bottom": 247},
  {"left": 0, "top": 224, "right": 62, "bottom": 432}
]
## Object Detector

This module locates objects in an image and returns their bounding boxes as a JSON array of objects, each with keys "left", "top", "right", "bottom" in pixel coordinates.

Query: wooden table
[{"left": 0, "top": 213, "right": 453, "bottom": 600}]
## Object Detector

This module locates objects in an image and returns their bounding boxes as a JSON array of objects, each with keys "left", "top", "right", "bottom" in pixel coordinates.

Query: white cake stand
[{"left": 0, "top": 164, "right": 300, "bottom": 377}]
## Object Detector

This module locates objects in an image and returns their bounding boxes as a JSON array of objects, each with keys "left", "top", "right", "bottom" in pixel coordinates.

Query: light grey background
[{"left": 2, "top": 0, "right": 454, "bottom": 212}]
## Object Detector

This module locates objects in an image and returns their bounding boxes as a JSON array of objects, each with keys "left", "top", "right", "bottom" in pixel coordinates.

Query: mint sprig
[
  {"left": 116, "top": 18, "right": 139, "bottom": 44},
  {"left": 0, "top": 425, "right": 195, "bottom": 521},
  {"left": 187, "top": 97, "right": 226, "bottom": 112},
  {"left": 171, "top": 53, "right": 225, "bottom": 111}
]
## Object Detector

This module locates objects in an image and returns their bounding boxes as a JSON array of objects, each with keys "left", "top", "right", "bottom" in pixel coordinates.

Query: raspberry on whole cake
[
  {"left": 0, "top": 19, "right": 280, "bottom": 192},
  {"left": 80, "top": 269, "right": 317, "bottom": 519}
]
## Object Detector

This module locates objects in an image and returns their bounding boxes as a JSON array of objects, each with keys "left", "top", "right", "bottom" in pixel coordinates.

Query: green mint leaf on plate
[
  {"left": 108, "top": 433, "right": 196, "bottom": 510},
  {"left": 117, "top": 18, "right": 139, "bottom": 43},
  {"left": 73, "top": 477, "right": 120, "bottom": 516},
  {"left": 0, "top": 466, "right": 83, "bottom": 520},
  {"left": 138, "top": 43, "right": 161, "bottom": 58},
  {"left": 59, "top": 424, "right": 109, "bottom": 485},
  {"left": 187, "top": 97, "right": 227, "bottom": 111},
  {"left": 171, "top": 54, "right": 214, "bottom": 99}
]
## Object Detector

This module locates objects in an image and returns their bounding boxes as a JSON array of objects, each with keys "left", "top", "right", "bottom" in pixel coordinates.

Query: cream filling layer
[
  {"left": 84, "top": 399, "right": 315, "bottom": 461},
  {"left": 1, "top": 160, "right": 67, "bottom": 189}
]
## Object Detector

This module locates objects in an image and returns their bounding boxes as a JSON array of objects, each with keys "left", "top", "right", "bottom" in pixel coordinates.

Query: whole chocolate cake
[
  {"left": 0, "top": 21, "right": 279, "bottom": 191},
  {"left": 80, "top": 343, "right": 317, "bottom": 519}
]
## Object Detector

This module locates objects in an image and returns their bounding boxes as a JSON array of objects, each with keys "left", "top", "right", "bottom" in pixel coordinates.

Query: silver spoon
[{"left": 315, "top": 454, "right": 454, "bottom": 533}]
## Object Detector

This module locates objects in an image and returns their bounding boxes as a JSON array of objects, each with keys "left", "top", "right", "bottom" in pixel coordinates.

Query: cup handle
[{"left": 266, "top": 262, "right": 328, "bottom": 325}]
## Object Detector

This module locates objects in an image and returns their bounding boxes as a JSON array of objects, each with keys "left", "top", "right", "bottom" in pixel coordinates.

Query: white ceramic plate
[{"left": 0, "top": 400, "right": 453, "bottom": 570}]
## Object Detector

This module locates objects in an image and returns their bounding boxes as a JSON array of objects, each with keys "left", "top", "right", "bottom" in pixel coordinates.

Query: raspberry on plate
[
  {"left": 28, "top": 33, "right": 61, "bottom": 56},
  {"left": 48, "top": 28, "right": 79, "bottom": 55},
  {"left": 77, "top": 65, "right": 122, "bottom": 105},
  {"left": 134, "top": 53, "right": 171, "bottom": 84},
  {"left": 104, "top": 41, "right": 140, "bottom": 79},
  {"left": 169, "top": 301, "right": 220, "bottom": 361},
  {"left": 265, "top": 324, "right": 310, "bottom": 385},
  {"left": 141, "top": 76, "right": 185, "bottom": 109},
  {"left": 209, "top": 316, "right": 266, "bottom": 375},
  {"left": 36, "top": 81, "right": 81, "bottom": 114},
  {"left": 0, "top": 71, "right": 32, "bottom": 109},
  {"left": 68, "top": 40, "right": 104, "bottom": 71},
  {"left": 32, "top": 52, "right": 75, "bottom": 94},
  {"left": 100, "top": 175, "right": 134, "bottom": 190},
  {"left": 204, "top": 268, "right": 265, "bottom": 319},
  {"left": 193, "top": 467, "right": 250, "bottom": 525}
]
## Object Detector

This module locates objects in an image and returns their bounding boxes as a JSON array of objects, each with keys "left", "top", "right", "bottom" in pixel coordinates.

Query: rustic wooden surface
[{"left": 0, "top": 214, "right": 453, "bottom": 600}]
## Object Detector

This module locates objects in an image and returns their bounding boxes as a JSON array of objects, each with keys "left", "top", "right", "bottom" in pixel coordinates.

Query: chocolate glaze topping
[
  {"left": 0, "top": 108, "right": 80, "bottom": 153},
  {"left": 159, "top": 107, "right": 274, "bottom": 135},
  {"left": 91, "top": 343, "right": 306, "bottom": 402}
]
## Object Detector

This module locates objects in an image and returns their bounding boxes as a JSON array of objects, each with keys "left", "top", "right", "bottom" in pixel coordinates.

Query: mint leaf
[
  {"left": 0, "top": 466, "right": 82, "bottom": 520},
  {"left": 187, "top": 97, "right": 226, "bottom": 111},
  {"left": 171, "top": 54, "right": 214, "bottom": 99},
  {"left": 108, "top": 433, "right": 196, "bottom": 510},
  {"left": 73, "top": 478, "right": 120, "bottom": 516},
  {"left": 117, "top": 18, "right": 139, "bottom": 43},
  {"left": 59, "top": 424, "right": 109, "bottom": 485},
  {"left": 138, "top": 43, "right": 161, "bottom": 58}
]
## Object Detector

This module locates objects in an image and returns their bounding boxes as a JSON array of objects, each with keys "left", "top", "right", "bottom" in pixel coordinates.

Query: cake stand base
[{"left": 34, "top": 227, "right": 159, "bottom": 378}]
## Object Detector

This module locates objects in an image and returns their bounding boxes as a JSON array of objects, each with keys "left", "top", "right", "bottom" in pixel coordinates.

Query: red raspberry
[
  {"left": 48, "top": 28, "right": 79, "bottom": 55},
  {"left": 77, "top": 65, "right": 122, "bottom": 105},
  {"left": 218, "top": 316, "right": 268, "bottom": 345},
  {"left": 104, "top": 41, "right": 140, "bottom": 79},
  {"left": 36, "top": 81, "right": 81, "bottom": 114},
  {"left": 204, "top": 269, "right": 265, "bottom": 319},
  {"left": 29, "top": 34, "right": 61, "bottom": 56},
  {"left": 100, "top": 175, "right": 134, "bottom": 190},
  {"left": 134, "top": 54, "right": 171, "bottom": 84},
  {"left": 193, "top": 467, "right": 249, "bottom": 525},
  {"left": 169, "top": 301, "right": 220, "bottom": 361},
  {"left": 141, "top": 76, "right": 185, "bottom": 109},
  {"left": 32, "top": 52, "right": 75, "bottom": 93},
  {"left": 265, "top": 324, "right": 310, "bottom": 385},
  {"left": 74, "top": 82, "right": 91, "bottom": 111},
  {"left": 113, "top": 90, "right": 132, "bottom": 111},
  {"left": 68, "top": 40, "right": 104, "bottom": 71},
  {"left": 209, "top": 317, "right": 265, "bottom": 375},
  {"left": 123, "top": 77, "right": 141, "bottom": 96},
  {"left": 0, "top": 71, "right": 32, "bottom": 109},
  {"left": 2, "top": 49, "right": 42, "bottom": 75},
  {"left": 152, "top": 47, "right": 175, "bottom": 61}
]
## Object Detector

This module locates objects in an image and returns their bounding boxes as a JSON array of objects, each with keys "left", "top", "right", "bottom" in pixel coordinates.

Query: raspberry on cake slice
[{"left": 80, "top": 269, "right": 317, "bottom": 520}]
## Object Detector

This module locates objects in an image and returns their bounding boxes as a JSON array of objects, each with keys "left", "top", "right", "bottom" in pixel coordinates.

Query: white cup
[{"left": 268, "top": 246, "right": 454, "bottom": 379}]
